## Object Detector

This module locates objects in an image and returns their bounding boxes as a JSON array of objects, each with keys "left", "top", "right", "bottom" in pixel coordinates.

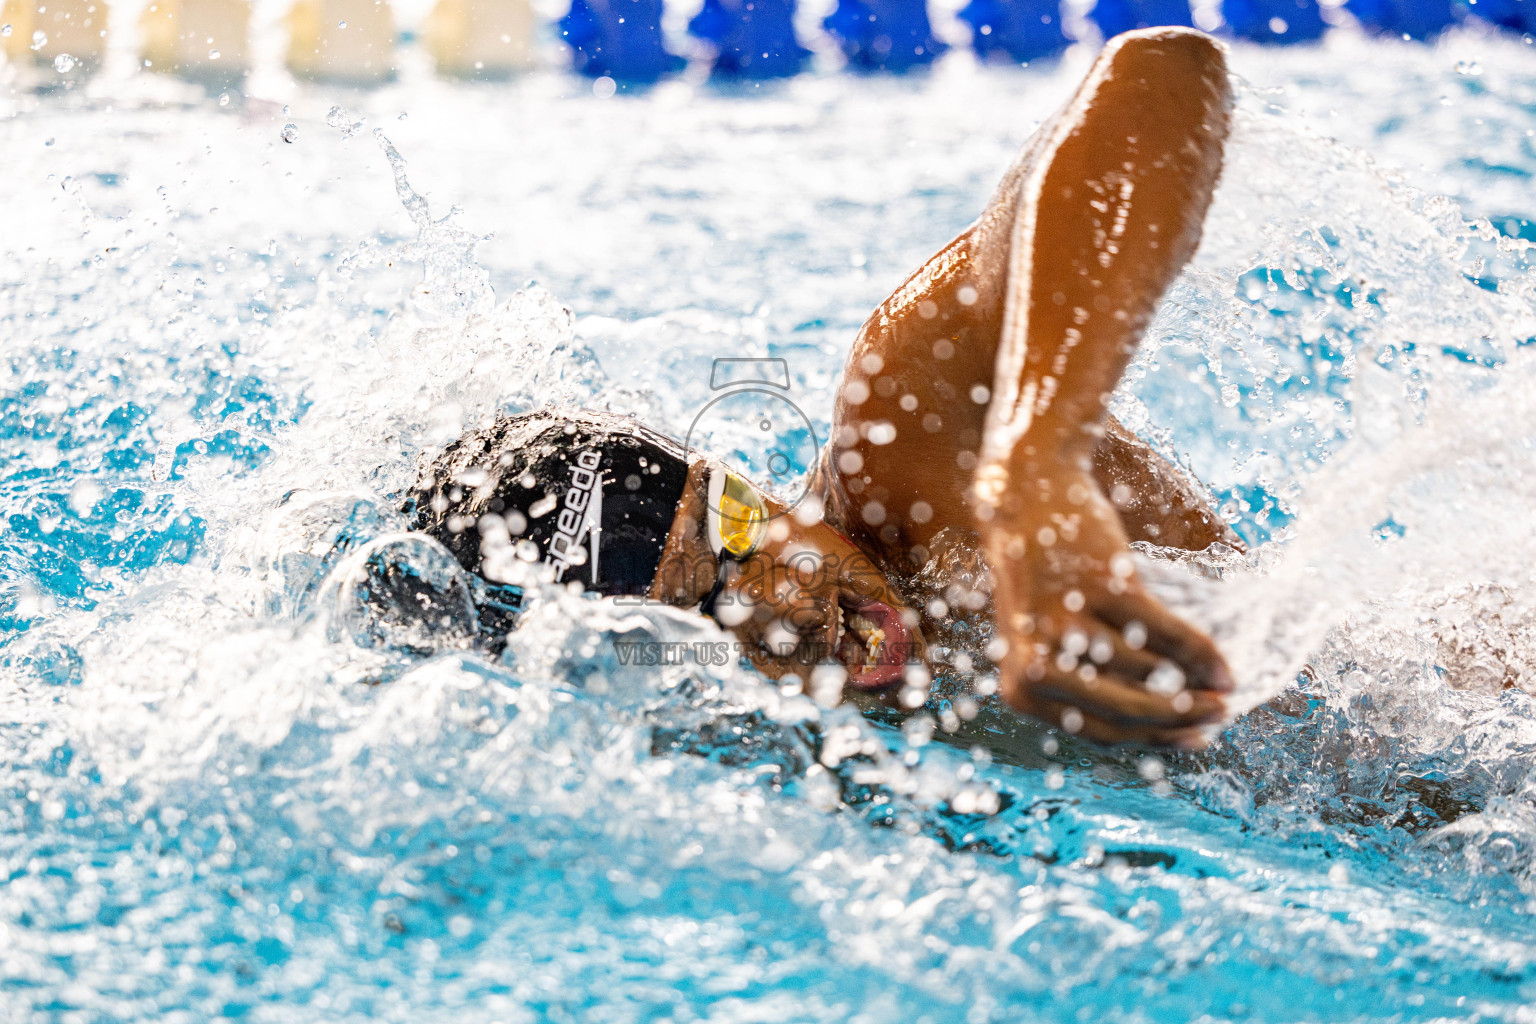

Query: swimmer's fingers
[
  {"left": 1019, "top": 609, "right": 1161, "bottom": 683},
  {"left": 1086, "top": 634, "right": 1164, "bottom": 683},
  {"left": 1006, "top": 668, "right": 1220, "bottom": 746},
  {"left": 1028, "top": 696, "right": 1214, "bottom": 749},
  {"left": 1025, "top": 669, "right": 1226, "bottom": 731},
  {"left": 1077, "top": 616, "right": 1216, "bottom": 695},
  {"left": 1090, "top": 585, "right": 1234, "bottom": 694}
]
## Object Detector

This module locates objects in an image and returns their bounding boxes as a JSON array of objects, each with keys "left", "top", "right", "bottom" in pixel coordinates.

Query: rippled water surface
[{"left": 5, "top": 23, "right": 1536, "bottom": 1023}]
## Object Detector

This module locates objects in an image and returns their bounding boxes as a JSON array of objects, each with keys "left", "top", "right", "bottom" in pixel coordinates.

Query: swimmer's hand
[
  {"left": 979, "top": 459, "right": 1233, "bottom": 747},
  {"left": 963, "top": 28, "right": 1235, "bottom": 746}
]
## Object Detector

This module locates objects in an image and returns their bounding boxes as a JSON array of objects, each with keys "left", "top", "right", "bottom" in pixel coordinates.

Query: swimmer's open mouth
[{"left": 835, "top": 597, "right": 914, "bottom": 691}]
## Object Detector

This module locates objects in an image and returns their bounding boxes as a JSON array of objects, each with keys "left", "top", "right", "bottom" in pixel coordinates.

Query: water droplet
[
  {"left": 218, "top": 92, "right": 230, "bottom": 106},
  {"left": 30, "top": 29, "right": 46, "bottom": 50},
  {"left": 337, "top": 19, "right": 347, "bottom": 27},
  {"left": 0, "top": 24, "right": 11, "bottom": 37},
  {"left": 592, "top": 75, "right": 617, "bottom": 99},
  {"left": 280, "top": 123, "right": 299, "bottom": 144},
  {"left": 68, "top": 479, "right": 102, "bottom": 517},
  {"left": 53, "top": 53, "right": 75, "bottom": 73},
  {"left": 150, "top": 440, "right": 176, "bottom": 483},
  {"left": 326, "top": 106, "right": 364, "bottom": 137},
  {"left": 209, "top": 48, "right": 220, "bottom": 60}
]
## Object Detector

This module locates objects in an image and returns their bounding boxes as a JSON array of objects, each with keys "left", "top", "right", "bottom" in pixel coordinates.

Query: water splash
[
  {"left": 1115, "top": 67, "right": 1536, "bottom": 904},
  {"left": 4, "top": 35, "right": 1536, "bottom": 1021},
  {"left": 325, "top": 105, "right": 367, "bottom": 138},
  {"left": 1116, "top": 78, "right": 1536, "bottom": 708},
  {"left": 335, "top": 129, "right": 495, "bottom": 324}
]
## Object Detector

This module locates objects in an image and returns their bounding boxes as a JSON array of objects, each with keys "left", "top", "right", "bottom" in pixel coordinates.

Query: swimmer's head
[
  {"left": 413, "top": 410, "right": 690, "bottom": 596},
  {"left": 415, "top": 408, "right": 926, "bottom": 693}
]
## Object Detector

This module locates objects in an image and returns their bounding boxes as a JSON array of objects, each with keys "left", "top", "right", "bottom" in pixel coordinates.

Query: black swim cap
[{"left": 412, "top": 410, "right": 691, "bottom": 599}]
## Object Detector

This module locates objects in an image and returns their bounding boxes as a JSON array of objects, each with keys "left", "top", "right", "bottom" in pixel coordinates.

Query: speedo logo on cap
[{"left": 545, "top": 449, "right": 603, "bottom": 584}]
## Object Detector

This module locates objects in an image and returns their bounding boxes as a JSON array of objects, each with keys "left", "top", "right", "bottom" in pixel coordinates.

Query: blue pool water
[{"left": 5, "top": 21, "right": 1536, "bottom": 1022}]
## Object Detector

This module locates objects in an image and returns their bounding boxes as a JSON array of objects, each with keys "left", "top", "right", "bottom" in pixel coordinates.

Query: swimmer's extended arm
[
  {"left": 973, "top": 28, "right": 1235, "bottom": 744},
  {"left": 824, "top": 33, "right": 1236, "bottom": 568},
  {"left": 824, "top": 27, "right": 1235, "bottom": 744}
]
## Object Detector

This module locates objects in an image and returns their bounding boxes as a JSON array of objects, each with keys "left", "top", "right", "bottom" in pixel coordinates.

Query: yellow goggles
[{"left": 706, "top": 463, "right": 769, "bottom": 562}]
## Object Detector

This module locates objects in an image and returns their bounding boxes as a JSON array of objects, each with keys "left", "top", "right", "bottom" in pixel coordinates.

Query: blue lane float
[
  {"left": 823, "top": 0, "right": 946, "bottom": 71},
  {"left": 688, "top": 0, "right": 811, "bottom": 78},
  {"left": 1220, "top": 0, "right": 1327, "bottom": 43},
  {"left": 1472, "top": 0, "right": 1536, "bottom": 34},
  {"left": 1089, "top": 0, "right": 1193, "bottom": 39},
  {"left": 958, "top": 0, "right": 1069, "bottom": 63},
  {"left": 1345, "top": 0, "right": 1457, "bottom": 39},
  {"left": 559, "top": 0, "right": 682, "bottom": 82}
]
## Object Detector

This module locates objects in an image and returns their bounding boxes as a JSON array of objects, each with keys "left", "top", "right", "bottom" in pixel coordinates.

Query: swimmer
[{"left": 412, "top": 27, "right": 1239, "bottom": 748}]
